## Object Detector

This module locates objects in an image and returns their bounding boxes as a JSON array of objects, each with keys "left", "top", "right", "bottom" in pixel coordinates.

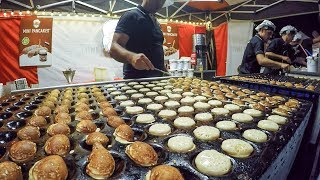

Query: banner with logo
[
  {"left": 19, "top": 17, "right": 53, "bottom": 67},
  {"left": 161, "top": 23, "right": 179, "bottom": 60}
]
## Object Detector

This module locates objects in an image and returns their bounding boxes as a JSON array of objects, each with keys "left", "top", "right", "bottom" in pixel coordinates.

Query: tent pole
[
  {"left": 253, "top": 10, "right": 320, "bottom": 22},
  {"left": 256, "top": 0, "right": 285, "bottom": 13},
  {"left": 6, "top": 0, "right": 33, "bottom": 9},
  {"left": 113, "top": 7, "right": 136, "bottom": 14},
  {"left": 29, "top": 0, "right": 34, "bottom": 8},
  {"left": 170, "top": 0, "right": 191, "bottom": 18},
  {"left": 211, "top": 0, "right": 253, "bottom": 22},
  {"left": 36, "top": 0, "right": 73, "bottom": 10},
  {"left": 76, "top": 1, "right": 108, "bottom": 14}
]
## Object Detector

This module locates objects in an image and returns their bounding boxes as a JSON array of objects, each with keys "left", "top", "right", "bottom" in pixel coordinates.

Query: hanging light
[
  {"left": 42, "top": 11, "right": 46, "bottom": 15},
  {"left": 19, "top": 10, "right": 22, "bottom": 15},
  {"left": 34, "top": 10, "right": 38, "bottom": 15},
  {"left": 11, "top": 11, "right": 14, "bottom": 16},
  {"left": 26, "top": 10, "right": 30, "bottom": 14},
  {"left": 67, "top": 13, "right": 70, "bottom": 17},
  {"left": 50, "top": 10, "right": 54, "bottom": 16},
  {"left": 75, "top": 13, "right": 79, "bottom": 17},
  {"left": 59, "top": 12, "right": 62, "bottom": 16},
  {"left": 4, "top": 10, "right": 7, "bottom": 16},
  {"left": 84, "top": 13, "right": 87, "bottom": 17},
  {"left": 91, "top": 14, "right": 95, "bottom": 17},
  {"left": 99, "top": 14, "right": 102, "bottom": 17}
]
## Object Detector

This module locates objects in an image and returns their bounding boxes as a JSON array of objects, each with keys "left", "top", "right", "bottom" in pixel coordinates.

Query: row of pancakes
[{"left": 230, "top": 75, "right": 316, "bottom": 91}]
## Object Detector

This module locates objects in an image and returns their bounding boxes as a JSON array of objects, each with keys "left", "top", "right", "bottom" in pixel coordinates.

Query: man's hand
[
  {"left": 130, "top": 53, "right": 155, "bottom": 70},
  {"left": 282, "top": 56, "right": 291, "bottom": 64},
  {"left": 280, "top": 63, "right": 290, "bottom": 71}
]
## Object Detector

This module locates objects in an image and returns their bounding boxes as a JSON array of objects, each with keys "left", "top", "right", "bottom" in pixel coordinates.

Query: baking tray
[
  {"left": 0, "top": 77, "right": 313, "bottom": 179},
  {"left": 216, "top": 74, "right": 320, "bottom": 100}
]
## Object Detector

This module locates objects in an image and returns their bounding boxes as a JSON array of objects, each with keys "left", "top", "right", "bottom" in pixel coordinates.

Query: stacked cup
[{"left": 168, "top": 57, "right": 193, "bottom": 77}]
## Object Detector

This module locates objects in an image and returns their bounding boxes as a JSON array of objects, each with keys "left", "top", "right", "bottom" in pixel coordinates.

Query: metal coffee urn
[{"left": 192, "top": 34, "right": 207, "bottom": 71}]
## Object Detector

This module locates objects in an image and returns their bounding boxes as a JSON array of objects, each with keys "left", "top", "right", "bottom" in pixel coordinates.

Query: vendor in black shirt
[
  {"left": 263, "top": 25, "right": 297, "bottom": 75},
  {"left": 110, "top": 0, "right": 170, "bottom": 79},
  {"left": 238, "top": 20, "right": 290, "bottom": 74}
]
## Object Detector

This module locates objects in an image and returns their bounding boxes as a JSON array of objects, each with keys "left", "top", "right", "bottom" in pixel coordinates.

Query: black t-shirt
[
  {"left": 238, "top": 35, "right": 265, "bottom": 74},
  {"left": 263, "top": 38, "right": 294, "bottom": 75},
  {"left": 115, "top": 5, "right": 165, "bottom": 79}
]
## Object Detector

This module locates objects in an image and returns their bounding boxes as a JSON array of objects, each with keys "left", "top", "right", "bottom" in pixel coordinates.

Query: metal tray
[{"left": 0, "top": 77, "right": 313, "bottom": 179}]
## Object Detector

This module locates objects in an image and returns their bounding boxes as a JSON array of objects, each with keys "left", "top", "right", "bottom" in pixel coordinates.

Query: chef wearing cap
[
  {"left": 238, "top": 20, "right": 290, "bottom": 74},
  {"left": 263, "top": 25, "right": 297, "bottom": 75},
  {"left": 110, "top": 0, "right": 173, "bottom": 79}
]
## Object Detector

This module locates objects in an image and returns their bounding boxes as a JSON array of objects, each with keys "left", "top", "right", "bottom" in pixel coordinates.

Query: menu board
[
  {"left": 161, "top": 23, "right": 179, "bottom": 60},
  {"left": 19, "top": 17, "right": 53, "bottom": 67}
]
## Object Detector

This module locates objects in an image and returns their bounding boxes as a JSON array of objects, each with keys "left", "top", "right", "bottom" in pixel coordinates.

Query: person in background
[
  {"left": 110, "top": 0, "right": 173, "bottom": 79},
  {"left": 291, "top": 31, "right": 320, "bottom": 63},
  {"left": 238, "top": 20, "right": 290, "bottom": 74},
  {"left": 263, "top": 25, "right": 297, "bottom": 75}
]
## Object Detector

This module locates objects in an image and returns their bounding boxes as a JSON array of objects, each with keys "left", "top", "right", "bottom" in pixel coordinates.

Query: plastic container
[
  {"left": 182, "top": 70, "right": 188, "bottom": 77},
  {"left": 307, "top": 56, "right": 317, "bottom": 73},
  {"left": 177, "top": 70, "right": 183, "bottom": 77},
  {"left": 187, "top": 69, "right": 194, "bottom": 78},
  {"left": 169, "top": 59, "right": 178, "bottom": 70},
  {"left": 181, "top": 57, "right": 191, "bottom": 70},
  {"left": 94, "top": 67, "right": 107, "bottom": 82},
  {"left": 176, "top": 60, "right": 183, "bottom": 70},
  {"left": 168, "top": 69, "right": 177, "bottom": 76}
]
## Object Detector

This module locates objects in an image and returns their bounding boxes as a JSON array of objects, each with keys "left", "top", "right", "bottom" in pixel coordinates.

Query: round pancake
[
  {"left": 221, "top": 139, "right": 254, "bottom": 158},
  {"left": 136, "top": 114, "right": 156, "bottom": 124},
  {"left": 194, "top": 113, "right": 213, "bottom": 122},
  {"left": 149, "top": 123, "right": 171, "bottom": 136},
  {"left": 231, "top": 113, "right": 253, "bottom": 123},
  {"left": 257, "top": 120, "right": 279, "bottom": 132},
  {"left": 195, "top": 149, "right": 232, "bottom": 176},
  {"left": 174, "top": 117, "right": 196, "bottom": 129},
  {"left": 216, "top": 121, "right": 237, "bottom": 131},
  {"left": 167, "top": 136, "right": 195, "bottom": 153},
  {"left": 242, "top": 129, "right": 268, "bottom": 143},
  {"left": 193, "top": 126, "right": 220, "bottom": 141},
  {"left": 224, "top": 104, "right": 241, "bottom": 112},
  {"left": 208, "top": 100, "right": 223, "bottom": 107},
  {"left": 267, "top": 115, "right": 287, "bottom": 125},
  {"left": 243, "top": 109, "right": 263, "bottom": 117},
  {"left": 211, "top": 108, "right": 230, "bottom": 116}
]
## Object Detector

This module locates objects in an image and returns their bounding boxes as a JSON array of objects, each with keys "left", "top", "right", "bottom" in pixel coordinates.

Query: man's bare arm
[
  {"left": 256, "top": 54, "right": 289, "bottom": 70},
  {"left": 265, "top": 52, "right": 291, "bottom": 63},
  {"left": 110, "top": 33, "right": 134, "bottom": 64}
]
